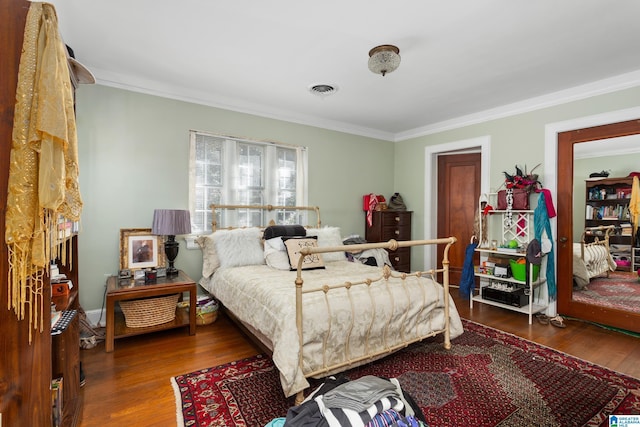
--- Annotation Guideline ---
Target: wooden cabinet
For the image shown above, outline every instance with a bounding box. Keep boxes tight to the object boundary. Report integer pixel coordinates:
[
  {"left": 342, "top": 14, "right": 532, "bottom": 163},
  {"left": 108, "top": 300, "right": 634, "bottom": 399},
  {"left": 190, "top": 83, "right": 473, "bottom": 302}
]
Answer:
[
  {"left": 51, "top": 233, "right": 82, "bottom": 426},
  {"left": 1, "top": 3, "right": 84, "bottom": 424},
  {"left": 365, "top": 210, "right": 412, "bottom": 272},
  {"left": 1, "top": 3, "right": 50, "bottom": 426},
  {"left": 52, "top": 310, "right": 81, "bottom": 427},
  {"left": 585, "top": 177, "right": 633, "bottom": 271}
]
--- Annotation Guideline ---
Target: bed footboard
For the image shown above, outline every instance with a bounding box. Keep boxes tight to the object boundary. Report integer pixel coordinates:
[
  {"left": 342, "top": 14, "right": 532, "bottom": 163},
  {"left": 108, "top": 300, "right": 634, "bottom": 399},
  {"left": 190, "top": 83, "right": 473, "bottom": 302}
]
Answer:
[
  {"left": 581, "top": 225, "right": 616, "bottom": 278},
  {"left": 294, "top": 237, "right": 456, "bottom": 404}
]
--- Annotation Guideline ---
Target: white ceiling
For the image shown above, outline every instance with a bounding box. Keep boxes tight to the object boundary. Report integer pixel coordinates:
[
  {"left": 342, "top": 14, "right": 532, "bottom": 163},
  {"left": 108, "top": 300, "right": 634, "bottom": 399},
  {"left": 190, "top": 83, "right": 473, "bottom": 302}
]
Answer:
[{"left": 50, "top": 0, "right": 640, "bottom": 141}]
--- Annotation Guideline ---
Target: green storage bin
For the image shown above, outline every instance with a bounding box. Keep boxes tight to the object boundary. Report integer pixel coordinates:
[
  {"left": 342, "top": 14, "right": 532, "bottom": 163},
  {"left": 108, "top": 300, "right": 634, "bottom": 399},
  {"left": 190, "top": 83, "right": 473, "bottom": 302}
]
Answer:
[{"left": 509, "top": 259, "right": 539, "bottom": 281}]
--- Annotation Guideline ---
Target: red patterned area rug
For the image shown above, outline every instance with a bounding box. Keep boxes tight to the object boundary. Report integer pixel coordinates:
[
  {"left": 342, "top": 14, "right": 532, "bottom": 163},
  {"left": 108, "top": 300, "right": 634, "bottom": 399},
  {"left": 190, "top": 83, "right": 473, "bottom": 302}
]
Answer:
[
  {"left": 171, "top": 320, "right": 640, "bottom": 427},
  {"left": 573, "top": 271, "right": 640, "bottom": 314}
]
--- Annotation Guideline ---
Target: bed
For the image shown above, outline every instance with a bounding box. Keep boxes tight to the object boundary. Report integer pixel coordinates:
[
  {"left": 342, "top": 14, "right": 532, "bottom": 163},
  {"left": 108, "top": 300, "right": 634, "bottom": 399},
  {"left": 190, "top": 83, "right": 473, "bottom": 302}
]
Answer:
[
  {"left": 573, "top": 225, "right": 617, "bottom": 289},
  {"left": 196, "top": 204, "right": 464, "bottom": 403}
]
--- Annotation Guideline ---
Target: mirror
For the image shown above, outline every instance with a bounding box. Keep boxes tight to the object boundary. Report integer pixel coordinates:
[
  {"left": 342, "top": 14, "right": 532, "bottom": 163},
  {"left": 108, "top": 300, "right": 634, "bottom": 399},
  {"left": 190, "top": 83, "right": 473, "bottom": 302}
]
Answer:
[{"left": 557, "top": 119, "right": 640, "bottom": 333}]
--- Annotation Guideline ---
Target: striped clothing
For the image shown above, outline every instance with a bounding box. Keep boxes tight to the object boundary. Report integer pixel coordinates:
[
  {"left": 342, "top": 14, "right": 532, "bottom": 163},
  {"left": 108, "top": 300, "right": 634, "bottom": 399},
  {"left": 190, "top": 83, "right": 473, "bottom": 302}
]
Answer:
[{"left": 315, "top": 395, "right": 404, "bottom": 427}]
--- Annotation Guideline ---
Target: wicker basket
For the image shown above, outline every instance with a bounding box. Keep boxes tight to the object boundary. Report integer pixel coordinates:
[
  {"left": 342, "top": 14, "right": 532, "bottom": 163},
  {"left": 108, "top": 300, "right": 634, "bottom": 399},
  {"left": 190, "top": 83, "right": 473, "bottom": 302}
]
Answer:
[
  {"left": 196, "top": 310, "right": 218, "bottom": 326},
  {"left": 119, "top": 294, "right": 180, "bottom": 328}
]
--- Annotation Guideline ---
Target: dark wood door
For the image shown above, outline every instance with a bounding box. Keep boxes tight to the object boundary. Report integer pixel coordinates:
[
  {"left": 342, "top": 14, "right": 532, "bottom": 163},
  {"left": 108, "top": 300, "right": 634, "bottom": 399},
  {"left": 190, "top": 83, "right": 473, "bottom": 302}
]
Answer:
[
  {"left": 437, "top": 153, "right": 481, "bottom": 285},
  {"left": 557, "top": 118, "right": 640, "bottom": 333}
]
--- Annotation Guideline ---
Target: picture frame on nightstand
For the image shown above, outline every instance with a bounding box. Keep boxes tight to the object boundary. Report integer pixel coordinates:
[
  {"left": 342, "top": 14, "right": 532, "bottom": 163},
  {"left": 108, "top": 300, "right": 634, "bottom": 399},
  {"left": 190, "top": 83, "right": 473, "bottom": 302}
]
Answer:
[{"left": 119, "top": 228, "right": 166, "bottom": 271}]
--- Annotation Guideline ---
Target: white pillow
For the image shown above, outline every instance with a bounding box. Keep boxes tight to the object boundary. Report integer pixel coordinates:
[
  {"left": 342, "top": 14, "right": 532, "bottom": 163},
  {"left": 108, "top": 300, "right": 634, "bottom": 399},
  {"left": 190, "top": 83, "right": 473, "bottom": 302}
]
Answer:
[
  {"left": 195, "top": 234, "right": 220, "bottom": 278},
  {"left": 213, "top": 227, "right": 265, "bottom": 268},
  {"left": 264, "top": 237, "right": 291, "bottom": 270},
  {"left": 306, "top": 226, "right": 345, "bottom": 262}
]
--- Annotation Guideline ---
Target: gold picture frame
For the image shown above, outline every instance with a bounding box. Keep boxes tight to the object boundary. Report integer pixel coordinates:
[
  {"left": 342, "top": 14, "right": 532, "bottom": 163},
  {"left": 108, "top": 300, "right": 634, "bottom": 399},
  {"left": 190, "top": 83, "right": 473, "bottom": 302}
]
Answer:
[{"left": 119, "top": 228, "right": 166, "bottom": 271}]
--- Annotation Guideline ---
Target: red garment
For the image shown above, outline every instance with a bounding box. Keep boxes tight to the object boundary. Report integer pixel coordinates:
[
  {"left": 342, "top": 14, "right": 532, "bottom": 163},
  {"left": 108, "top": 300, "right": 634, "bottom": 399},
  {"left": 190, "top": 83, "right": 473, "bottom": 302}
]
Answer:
[
  {"left": 366, "top": 194, "right": 378, "bottom": 227},
  {"left": 535, "top": 189, "right": 556, "bottom": 218}
]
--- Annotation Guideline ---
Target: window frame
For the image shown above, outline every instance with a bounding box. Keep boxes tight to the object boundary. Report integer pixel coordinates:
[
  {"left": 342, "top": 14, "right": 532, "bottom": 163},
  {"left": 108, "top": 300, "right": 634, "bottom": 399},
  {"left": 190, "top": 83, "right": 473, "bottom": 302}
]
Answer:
[{"left": 188, "top": 130, "right": 308, "bottom": 235}]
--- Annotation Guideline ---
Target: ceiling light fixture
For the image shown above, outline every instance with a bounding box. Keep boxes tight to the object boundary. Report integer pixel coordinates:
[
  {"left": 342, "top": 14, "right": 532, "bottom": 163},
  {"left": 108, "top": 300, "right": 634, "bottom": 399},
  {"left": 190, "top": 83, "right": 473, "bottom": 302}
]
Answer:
[{"left": 368, "top": 44, "right": 401, "bottom": 76}]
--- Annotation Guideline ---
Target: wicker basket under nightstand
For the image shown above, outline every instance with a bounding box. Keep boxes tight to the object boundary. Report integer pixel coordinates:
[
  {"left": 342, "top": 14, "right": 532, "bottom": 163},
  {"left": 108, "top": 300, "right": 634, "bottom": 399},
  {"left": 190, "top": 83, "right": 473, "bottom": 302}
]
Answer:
[
  {"left": 105, "top": 270, "right": 197, "bottom": 352},
  {"left": 119, "top": 293, "right": 180, "bottom": 328}
]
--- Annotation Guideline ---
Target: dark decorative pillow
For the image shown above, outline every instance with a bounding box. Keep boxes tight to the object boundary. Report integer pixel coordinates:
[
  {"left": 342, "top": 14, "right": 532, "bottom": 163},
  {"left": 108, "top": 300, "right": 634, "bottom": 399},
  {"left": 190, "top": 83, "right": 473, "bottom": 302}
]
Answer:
[
  {"left": 282, "top": 236, "right": 325, "bottom": 271},
  {"left": 263, "top": 224, "right": 307, "bottom": 240}
]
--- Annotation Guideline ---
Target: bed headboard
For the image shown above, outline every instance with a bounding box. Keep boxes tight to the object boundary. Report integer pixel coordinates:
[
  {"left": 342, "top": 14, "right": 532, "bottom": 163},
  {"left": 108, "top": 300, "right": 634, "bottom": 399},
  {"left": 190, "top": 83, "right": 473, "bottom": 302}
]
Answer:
[{"left": 210, "top": 204, "right": 321, "bottom": 232}]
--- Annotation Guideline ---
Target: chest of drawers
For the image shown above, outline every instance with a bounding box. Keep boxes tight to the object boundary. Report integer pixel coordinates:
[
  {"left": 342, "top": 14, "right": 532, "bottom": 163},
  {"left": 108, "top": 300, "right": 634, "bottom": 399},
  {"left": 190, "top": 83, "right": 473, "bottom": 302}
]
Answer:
[{"left": 365, "top": 210, "right": 412, "bottom": 272}]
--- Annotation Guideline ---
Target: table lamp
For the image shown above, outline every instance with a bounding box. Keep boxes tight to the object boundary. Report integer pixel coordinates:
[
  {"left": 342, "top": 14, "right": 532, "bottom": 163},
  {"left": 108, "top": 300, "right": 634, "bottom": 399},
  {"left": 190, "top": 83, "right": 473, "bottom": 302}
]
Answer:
[{"left": 152, "top": 209, "right": 191, "bottom": 276}]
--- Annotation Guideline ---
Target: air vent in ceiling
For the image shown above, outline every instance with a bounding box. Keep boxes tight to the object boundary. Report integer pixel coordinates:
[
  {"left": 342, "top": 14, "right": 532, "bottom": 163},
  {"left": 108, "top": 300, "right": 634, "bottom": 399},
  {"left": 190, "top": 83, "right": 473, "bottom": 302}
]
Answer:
[{"left": 309, "top": 84, "right": 338, "bottom": 97}]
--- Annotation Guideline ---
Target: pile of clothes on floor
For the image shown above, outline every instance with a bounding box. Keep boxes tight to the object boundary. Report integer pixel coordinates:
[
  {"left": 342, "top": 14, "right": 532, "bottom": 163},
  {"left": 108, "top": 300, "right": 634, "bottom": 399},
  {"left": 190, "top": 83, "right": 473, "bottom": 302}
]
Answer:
[{"left": 265, "top": 375, "right": 428, "bottom": 427}]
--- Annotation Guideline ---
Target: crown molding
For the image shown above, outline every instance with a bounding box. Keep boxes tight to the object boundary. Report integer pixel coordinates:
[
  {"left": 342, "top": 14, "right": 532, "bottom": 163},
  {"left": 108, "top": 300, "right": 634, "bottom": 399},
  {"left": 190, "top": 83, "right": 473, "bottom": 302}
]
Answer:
[{"left": 90, "top": 67, "right": 640, "bottom": 143}]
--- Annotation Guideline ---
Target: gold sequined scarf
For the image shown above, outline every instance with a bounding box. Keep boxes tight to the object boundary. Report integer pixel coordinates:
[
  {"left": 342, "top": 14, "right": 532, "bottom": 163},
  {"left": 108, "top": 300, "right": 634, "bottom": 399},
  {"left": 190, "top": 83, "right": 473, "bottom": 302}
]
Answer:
[{"left": 5, "top": 2, "right": 82, "bottom": 342}]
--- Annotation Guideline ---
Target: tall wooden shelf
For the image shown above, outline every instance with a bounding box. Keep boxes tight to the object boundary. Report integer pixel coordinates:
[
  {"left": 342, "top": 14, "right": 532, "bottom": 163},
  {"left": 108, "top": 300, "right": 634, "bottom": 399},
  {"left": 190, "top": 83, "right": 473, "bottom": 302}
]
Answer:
[
  {"left": 584, "top": 176, "right": 633, "bottom": 271},
  {"left": 51, "top": 233, "right": 82, "bottom": 427},
  {"left": 1, "top": 3, "right": 83, "bottom": 425}
]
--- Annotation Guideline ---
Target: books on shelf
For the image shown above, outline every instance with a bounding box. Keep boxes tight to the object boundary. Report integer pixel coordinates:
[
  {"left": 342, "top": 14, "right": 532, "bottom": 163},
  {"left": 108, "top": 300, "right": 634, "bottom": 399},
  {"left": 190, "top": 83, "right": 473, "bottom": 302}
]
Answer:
[
  {"left": 56, "top": 216, "right": 79, "bottom": 239},
  {"left": 586, "top": 204, "right": 630, "bottom": 220},
  {"left": 585, "top": 205, "right": 593, "bottom": 220},
  {"left": 51, "top": 310, "right": 77, "bottom": 336},
  {"left": 51, "top": 311, "right": 62, "bottom": 328},
  {"left": 51, "top": 377, "right": 63, "bottom": 427}
]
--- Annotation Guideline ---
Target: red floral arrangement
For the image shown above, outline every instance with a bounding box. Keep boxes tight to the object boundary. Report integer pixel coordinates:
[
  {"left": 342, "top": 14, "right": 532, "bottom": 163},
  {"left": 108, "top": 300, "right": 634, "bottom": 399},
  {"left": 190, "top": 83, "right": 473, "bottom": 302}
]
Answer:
[{"left": 502, "top": 164, "right": 542, "bottom": 191}]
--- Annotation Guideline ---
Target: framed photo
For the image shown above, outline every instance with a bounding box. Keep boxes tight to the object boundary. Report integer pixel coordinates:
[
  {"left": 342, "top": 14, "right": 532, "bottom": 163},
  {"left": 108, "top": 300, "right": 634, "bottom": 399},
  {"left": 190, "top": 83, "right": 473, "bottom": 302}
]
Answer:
[{"left": 119, "top": 228, "right": 166, "bottom": 270}]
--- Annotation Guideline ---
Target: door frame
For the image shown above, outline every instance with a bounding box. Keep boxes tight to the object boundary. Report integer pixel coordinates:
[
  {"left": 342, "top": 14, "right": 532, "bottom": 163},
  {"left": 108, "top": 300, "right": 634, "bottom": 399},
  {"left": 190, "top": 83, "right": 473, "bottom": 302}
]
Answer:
[
  {"left": 543, "top": 105, "right": 640, "bottom": 317},
  {"left": 424, "top": 136, "right": 490, "bottom": 269}
]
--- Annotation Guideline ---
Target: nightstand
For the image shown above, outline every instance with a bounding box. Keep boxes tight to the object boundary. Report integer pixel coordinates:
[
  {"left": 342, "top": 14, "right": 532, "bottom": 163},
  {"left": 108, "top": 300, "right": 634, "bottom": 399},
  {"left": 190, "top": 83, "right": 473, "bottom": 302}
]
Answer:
[{"left": 105, "top": 270, "right": 196, "bottom": 352}]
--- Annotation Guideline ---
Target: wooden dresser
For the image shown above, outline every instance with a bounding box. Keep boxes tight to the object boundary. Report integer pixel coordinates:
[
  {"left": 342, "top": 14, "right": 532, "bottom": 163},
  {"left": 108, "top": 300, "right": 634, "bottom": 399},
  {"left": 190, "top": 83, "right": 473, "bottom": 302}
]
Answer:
[{"left": 365, "top": 210, "right": 413, "bottom": 272}]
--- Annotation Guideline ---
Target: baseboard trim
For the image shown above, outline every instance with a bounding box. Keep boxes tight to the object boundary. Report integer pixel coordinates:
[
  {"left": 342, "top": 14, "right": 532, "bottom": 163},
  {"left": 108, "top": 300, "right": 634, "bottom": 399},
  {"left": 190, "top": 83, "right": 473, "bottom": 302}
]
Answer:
[{"left": 84, "top": 308, "right": 105, "bottom": 328}]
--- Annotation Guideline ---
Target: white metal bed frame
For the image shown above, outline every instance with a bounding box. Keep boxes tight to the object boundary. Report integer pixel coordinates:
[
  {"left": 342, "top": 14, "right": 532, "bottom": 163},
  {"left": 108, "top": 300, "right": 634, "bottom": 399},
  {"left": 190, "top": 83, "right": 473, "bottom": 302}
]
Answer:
[{"left": 209, "top": 204, "right": 457, "bottom": 403}]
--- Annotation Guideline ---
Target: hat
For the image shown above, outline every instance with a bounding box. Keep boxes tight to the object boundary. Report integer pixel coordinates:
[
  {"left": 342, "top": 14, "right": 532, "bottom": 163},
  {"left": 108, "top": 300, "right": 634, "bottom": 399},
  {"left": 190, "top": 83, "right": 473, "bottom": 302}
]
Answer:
[
  {"left": 526, "top": 239, "right": 542, "bottom": 265},
  {"left": 66, "top": 45, "right": 95, "bottom": 85}
]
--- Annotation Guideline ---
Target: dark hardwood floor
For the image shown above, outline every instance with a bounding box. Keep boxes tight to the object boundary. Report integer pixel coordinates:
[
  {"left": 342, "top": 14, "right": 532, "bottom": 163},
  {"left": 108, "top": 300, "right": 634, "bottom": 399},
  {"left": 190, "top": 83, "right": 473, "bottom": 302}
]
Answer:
[{"left": 78, "top": 291, "right": 640, "bottom": 426}]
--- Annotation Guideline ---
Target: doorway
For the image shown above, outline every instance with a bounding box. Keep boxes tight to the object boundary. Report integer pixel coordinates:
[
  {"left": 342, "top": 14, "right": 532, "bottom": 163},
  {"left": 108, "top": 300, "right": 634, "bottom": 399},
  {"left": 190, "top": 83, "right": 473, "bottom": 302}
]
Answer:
[
  {"left": 437, "top": 153, "right": 481, "bottom": 285},
  {"left": 545, "top": 106, "right": 640, "bottom": 332},
  {"left": 556, "top": 119, "right": 640, "bottom": 332},
  {"left": 424, "top": 136, "right": 490, "bottom": 279}
]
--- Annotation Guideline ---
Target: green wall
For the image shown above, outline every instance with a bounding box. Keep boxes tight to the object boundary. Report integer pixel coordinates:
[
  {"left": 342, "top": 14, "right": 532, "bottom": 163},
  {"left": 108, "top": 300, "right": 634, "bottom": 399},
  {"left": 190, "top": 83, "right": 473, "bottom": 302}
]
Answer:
[
  {"left": 394, "top": 86, "right": 640, "bottom": 269},
  {"left": 75, "top": 85, "right": 394, "bottom": 310},
  {"left": 75, "top": 84, "right": 640, "bottom": 311}
]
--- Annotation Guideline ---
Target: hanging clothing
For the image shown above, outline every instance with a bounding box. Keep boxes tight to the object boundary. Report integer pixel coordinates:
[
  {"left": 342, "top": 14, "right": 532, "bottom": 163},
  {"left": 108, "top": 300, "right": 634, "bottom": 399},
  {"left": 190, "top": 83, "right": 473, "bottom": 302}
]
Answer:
[
  {"left": 535, "top": 188, "right": 557, "bottom": 218},
  {"left": 534, "top": 193, "right": 556, "bottom": 300},
  {"left": 459, "top": 241, "right": 478, "bottom": 299},
  {"left": 5, "top": 2, "right": 83, "bottom": 341}
]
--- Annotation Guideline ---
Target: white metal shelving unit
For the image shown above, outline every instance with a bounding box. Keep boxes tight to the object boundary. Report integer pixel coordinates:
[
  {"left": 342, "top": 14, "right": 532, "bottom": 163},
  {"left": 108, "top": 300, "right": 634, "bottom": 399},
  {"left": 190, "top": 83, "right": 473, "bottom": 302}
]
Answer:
[{"left": 471, "top": 193, "right": 549, "bottom": 324}]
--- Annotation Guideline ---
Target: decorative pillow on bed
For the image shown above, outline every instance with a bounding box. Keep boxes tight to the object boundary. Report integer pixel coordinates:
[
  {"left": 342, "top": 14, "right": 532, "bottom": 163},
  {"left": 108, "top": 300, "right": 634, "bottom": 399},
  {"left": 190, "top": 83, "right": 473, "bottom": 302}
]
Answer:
[
  {"left": 195, "top": 234, "right": 220, "bottom": 278},
  {"left": 263, "top": 224, "right": 306, "bottom": 240},
  {"left": 282, "top": 236, "right": 325, "bottom": 271},
  {"left": 306, "top": 226, "right": 345, "bottom": 262},
  {"left": 264, "top": 237, "right": 292, "bottom": 270},
  {"left": 213, "top": 227, "right": 265, "bottom": 268}
]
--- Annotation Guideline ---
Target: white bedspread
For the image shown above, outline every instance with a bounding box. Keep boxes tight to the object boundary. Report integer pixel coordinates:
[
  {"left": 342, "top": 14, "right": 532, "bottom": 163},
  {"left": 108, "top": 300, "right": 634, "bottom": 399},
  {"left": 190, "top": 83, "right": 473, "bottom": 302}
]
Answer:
[{"left": 200, "top": 260, "right": 463, "bottom": 397}]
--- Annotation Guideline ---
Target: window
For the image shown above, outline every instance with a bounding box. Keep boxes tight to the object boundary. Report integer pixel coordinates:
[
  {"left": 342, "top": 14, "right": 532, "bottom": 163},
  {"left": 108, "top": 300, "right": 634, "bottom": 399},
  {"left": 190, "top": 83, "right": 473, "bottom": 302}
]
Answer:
[{"left": 189, "top": 131, "right": 308, "bottom": 234}]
